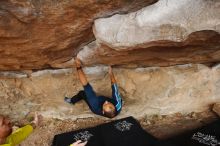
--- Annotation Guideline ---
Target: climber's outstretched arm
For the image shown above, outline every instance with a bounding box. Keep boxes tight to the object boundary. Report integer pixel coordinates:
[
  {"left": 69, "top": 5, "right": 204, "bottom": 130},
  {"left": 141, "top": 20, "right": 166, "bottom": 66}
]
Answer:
[
  {"left": 75, "top": 58, "right": 88, "bottom": 86},
  {"left": 109, "top": 66, "right": 116, "bottom": 85}
]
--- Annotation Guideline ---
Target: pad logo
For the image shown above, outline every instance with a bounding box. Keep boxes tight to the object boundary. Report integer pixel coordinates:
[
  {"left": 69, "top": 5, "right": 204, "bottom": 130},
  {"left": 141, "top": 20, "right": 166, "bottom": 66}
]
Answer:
[
  {"left": 73, "top": 131, "right": 93, "bottom": 142},
  {"left": 191, "top": 132, "right": 220, "bottom": 146},
  {"left": 114, "top": 120, "right": 133, "bottom": 132}
]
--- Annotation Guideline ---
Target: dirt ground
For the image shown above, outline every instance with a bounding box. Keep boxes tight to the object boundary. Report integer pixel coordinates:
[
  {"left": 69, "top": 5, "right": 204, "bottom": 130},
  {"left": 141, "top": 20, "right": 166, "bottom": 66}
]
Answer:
[{"left": 19, "top": 111, "right": 218, "bottom": 146}]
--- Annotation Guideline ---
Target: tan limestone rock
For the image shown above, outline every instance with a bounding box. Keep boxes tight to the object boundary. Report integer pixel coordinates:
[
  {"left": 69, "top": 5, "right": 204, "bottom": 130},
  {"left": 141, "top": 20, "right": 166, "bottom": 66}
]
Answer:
[
  {"left": 79, "top": 0, "right": 220, "bottom": 67},
  {"left": 0, "top": 0, "right": 156, "bottom": 70},
  {"left": 0, "top": 64, "right": 219, "bottom": 120}
]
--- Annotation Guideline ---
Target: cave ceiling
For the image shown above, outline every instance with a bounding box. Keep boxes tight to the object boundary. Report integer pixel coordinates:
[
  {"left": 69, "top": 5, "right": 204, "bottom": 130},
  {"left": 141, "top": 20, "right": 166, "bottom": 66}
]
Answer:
[{"left": 0, "top": 0, "right": 219, "bottom": 71}]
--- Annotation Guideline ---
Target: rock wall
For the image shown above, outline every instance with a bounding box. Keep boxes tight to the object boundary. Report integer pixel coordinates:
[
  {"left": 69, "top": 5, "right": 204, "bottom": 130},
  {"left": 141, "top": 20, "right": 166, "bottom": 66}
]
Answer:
[
  {"left": 0, "top": 0, "right": 220, "bottom": 121},
  {"left": 1, "top": 64, "right": 219, "bottom": 120},
  {"left": 0, "top": 0, "right": 156, "bottom": 70},
  {"left": 0, "top": 0, "right": 219, "bottom": 70},
  {"left": 78, "top": 0, "right": 220, "bottom": 67}
]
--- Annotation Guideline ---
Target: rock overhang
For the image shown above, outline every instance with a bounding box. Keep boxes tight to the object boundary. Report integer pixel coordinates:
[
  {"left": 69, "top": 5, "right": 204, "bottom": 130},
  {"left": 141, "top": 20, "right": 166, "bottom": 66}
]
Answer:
[{"left": 0, "top": 0, "right": 158, "bottom": 71}]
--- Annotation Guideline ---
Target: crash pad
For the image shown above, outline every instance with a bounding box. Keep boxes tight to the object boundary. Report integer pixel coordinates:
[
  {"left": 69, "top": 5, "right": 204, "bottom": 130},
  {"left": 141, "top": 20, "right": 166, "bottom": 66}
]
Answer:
[
  {"left": 167, "top": 119, "right": 220, "bottom": 146},
  {"left": 52, "top": 116, "right": 160, "bottom": 146}
]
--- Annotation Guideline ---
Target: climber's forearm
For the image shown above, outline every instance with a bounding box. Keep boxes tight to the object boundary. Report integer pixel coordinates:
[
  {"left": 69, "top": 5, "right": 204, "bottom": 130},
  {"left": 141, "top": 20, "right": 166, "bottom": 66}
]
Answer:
[
  {"left": 76, "top": 67, "right": 88, "bottom": 86},
  {"left": 109, "top": 69, "right": 116, "bottom": 85}
]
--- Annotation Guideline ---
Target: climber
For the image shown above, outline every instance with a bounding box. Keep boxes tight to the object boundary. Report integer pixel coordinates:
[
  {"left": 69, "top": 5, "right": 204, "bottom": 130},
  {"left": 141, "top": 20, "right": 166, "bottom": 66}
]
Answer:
[
  {"left": 0, "top": 113, "right": 41, "bottom": 146},
  {"left": 64, "top": 58, "right": 122, "bottom": 118}
]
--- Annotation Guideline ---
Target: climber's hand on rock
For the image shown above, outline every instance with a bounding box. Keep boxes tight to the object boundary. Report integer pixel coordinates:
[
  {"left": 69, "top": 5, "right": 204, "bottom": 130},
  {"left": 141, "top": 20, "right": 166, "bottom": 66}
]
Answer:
[{"left": 75, "top": 58, "right": 82, "bottom": 68}]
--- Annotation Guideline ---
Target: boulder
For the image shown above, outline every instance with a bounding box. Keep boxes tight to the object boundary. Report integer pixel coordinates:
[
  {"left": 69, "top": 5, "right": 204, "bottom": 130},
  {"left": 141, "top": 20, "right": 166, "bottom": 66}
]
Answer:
[
  {"left": 78, "top": 0, "right": 220, "bottom": 67},
  {"left": 0, "top": 64, "right": 219, "bottom": 120},
  {"left": 0, "top": 0, "right": 156, "bottom": 70}
]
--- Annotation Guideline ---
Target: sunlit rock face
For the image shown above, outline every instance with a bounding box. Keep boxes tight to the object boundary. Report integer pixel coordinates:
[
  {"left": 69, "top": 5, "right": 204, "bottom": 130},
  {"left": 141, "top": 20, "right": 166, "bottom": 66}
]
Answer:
[
  {"left": 0, "top": 64, "right": 219, "bottom": 120},
  {"left": 79, "top": 0, "right": 220, "bottom": 67},
  {"left": 0, "top": 0, "right": 156, "bottom": 70}
]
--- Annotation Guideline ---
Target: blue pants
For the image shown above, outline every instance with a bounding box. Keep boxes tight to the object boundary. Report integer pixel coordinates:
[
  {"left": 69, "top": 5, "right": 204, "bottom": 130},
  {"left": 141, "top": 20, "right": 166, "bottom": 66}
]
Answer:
[{"left": 70, "top": 84, "right": 97, "bottom": 103}]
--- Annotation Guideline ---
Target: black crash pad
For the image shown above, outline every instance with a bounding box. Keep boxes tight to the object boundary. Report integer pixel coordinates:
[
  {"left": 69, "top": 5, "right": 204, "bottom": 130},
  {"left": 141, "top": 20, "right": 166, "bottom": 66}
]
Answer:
[
  {"left": 167, "top": 119, "right": 220, "bottom": 146},
  {"left": 52, "top": 117, "right": 220, "bottom": 146},
  {"left": 52, "top": 116, "right": 160, "bottom": 146},
  {"left": 52, "top": 126, "right": 104, "bottom": 146},
  {"left": 100, "top": 117, "right": 159, "bottom": 146}
]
